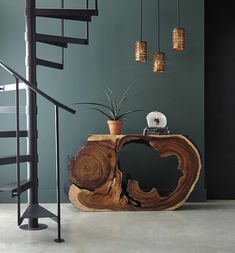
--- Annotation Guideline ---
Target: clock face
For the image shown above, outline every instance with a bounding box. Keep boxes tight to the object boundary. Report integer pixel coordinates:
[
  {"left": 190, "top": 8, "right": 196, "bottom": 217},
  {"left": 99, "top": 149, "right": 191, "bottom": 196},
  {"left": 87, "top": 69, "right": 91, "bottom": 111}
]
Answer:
[{"left": 146, "top": 111, "right": 167, "bottom": 128}]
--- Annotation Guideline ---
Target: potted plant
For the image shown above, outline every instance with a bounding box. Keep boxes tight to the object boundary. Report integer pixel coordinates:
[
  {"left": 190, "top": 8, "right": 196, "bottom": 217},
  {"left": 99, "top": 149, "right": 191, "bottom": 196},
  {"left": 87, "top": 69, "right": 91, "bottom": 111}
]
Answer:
[{"left": 75, "top": 83, "right": 145, "bottom": 135}]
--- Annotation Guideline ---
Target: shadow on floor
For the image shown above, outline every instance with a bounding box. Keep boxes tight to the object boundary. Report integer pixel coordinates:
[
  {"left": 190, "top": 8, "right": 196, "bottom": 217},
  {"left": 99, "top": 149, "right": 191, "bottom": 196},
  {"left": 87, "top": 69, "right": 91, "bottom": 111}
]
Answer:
[{"left": 178, "top": 200, "right": 234, "bottom": 211}]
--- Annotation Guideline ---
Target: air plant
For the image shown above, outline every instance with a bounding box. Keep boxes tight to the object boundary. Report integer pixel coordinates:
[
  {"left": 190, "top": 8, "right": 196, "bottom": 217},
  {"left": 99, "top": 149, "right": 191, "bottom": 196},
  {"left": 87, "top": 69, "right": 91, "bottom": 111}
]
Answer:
[{"left": 75, "top": 82, "right": 146, "bottom": 121}]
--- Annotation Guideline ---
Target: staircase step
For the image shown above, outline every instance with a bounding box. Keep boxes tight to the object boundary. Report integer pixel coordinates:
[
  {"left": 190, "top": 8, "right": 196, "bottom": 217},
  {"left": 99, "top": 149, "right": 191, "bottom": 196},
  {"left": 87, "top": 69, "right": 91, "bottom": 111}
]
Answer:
[
  {"left": 0, "top": 180, "right": 32, "bottom": 197},
  {"left": 0, "top": 83, "right": 26, "bottom": 92},
  {"left": 36, "top": 34, "right": 68, "bottom": 48},
  {"left": 0, "top": 155, "right": 31, "bottom": 165},
  {"left": 36, "top": 8, "right": 98, "bottom": 21},
  {"left": 0, "top": 106, "right": 26, "bottom": 114},
  {"left": 36, "top": 34, "right": 88, "bottom": 46},
  {"left": 36, "top": 59, "right": 63, "bottom": 69},
  {"left": 0, "top": 131, "right": 28, "bottom": 138},
  {"left": 21, "top": 204, "right": 57, "bottom": 221}
]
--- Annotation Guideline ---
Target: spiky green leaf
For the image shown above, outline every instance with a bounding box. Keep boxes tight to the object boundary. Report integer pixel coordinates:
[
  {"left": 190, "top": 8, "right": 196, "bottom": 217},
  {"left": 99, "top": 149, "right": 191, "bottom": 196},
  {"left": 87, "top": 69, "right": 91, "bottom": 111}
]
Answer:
[
  {"left": 116, "top": 109, "right": 147, "bottom": 120},
  {"left": 89, "top": 107, "right": 115, "bottom": 120},
  {"left": 74, "top": 102, "right": 112, "bottom": 111},
  {"left": 103, "top": 87, "right": 116, "bottom": 115},
  {"left": 117, "top": 91, "right": 145, "bottom": 115}
]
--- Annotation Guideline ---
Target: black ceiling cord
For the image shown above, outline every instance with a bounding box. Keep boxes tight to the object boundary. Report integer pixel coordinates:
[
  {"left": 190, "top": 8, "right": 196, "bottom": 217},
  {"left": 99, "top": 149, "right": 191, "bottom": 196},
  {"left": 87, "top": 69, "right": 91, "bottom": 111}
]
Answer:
[
  {"left": 157, "top": 0, "right": 160, "bottom": 52},
  {"left": 140, "top": 0, "right": 143, "bottom": 41},
  {"left": 177, "top": 0, "right": 180, "bottom": 28},
  {"left": 61, "top": 0, "right": 64, "bottom": 65}
]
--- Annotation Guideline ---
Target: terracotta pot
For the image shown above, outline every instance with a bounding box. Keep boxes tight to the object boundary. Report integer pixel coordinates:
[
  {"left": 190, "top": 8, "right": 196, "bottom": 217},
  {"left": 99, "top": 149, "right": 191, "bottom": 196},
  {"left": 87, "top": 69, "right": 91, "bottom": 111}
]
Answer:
[{"left": 107, "top": 120, "right": 123, "bottom": 135}]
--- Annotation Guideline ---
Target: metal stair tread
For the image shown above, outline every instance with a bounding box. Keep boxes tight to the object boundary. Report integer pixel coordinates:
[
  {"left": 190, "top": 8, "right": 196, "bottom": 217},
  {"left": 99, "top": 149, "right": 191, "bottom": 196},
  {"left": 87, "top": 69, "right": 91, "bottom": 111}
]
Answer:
[
  {"left": 21, "top": 204, "right": 57, "bottom": 219},
  {"left": 36, "top": 8, "right": 98, "bottom": 21},
  {"left": 36, "top": 35, "right": 68, "bottom": 48},
  {"left": 0, "top": 82, "right": 27, "bottom": 92},
  {"left": 0, "top": 131, "right": 28, "bottom": 138},
  {"left": 0, "top": 155, "right": 31, "bottom": 165},
  {"left": 36, "top": 58, "right": 63, "bottom": 70},
  {"left": 36, "top": 33, "right": 88, "bottom": 46},
  {"left": 0, "top": 180, "right": 32, "bottom": 197},
  {"left": 0, "top": 106, "right": 26, "bottom": 114}
]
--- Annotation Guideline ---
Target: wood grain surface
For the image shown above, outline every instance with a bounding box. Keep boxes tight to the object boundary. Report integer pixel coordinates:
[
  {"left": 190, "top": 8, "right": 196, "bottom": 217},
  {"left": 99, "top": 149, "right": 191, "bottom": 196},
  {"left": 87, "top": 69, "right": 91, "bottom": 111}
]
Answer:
[{"left": 68, "top": 135, "right": 201, "bottom": 211}]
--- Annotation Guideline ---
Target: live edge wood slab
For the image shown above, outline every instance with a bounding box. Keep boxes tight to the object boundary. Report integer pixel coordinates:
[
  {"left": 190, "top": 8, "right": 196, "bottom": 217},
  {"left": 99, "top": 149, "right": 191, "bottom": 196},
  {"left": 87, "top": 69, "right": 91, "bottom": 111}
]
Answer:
[{"left": 68, "top": 135, "right": 201, "bottom": 211}]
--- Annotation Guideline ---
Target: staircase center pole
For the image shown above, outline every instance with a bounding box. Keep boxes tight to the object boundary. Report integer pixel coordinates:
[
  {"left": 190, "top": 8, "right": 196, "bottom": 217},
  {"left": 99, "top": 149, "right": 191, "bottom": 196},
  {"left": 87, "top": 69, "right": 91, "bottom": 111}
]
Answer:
[{"left": 21, "top": 0, "right": 47, "bottom": 230}]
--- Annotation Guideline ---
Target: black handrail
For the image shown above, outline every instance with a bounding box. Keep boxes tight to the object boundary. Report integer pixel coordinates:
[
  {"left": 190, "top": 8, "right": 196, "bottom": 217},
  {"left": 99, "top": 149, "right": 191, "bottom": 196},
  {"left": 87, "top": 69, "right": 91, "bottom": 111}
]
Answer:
[{"left": 0, "top": 60, "right": 76, "bottom": 114}]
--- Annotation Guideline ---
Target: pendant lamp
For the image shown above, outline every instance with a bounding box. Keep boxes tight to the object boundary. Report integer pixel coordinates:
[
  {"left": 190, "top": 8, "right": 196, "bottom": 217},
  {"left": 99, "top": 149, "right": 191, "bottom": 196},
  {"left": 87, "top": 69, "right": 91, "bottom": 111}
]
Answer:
[
  {"left": 153, "top": 0, "right": 165, "bottom": 73},
  {"left": 153, "top": 52, "right": 165, "bottom": 73},
  {"left": 173, "top": 0, "right": 185, "bottom": 51},
  {"left": 135, "top": 0, "right": 147, "bottom": 63}
]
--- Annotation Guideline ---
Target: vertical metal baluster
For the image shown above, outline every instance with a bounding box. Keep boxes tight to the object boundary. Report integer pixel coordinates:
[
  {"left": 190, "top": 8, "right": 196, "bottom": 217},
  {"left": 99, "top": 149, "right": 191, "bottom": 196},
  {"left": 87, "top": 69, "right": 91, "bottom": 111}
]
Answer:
[
  {"left": 15, "top": 77, "right": 21, "bottom": 226},
  {"left": 54, "top": 105, "right": 64, "bottom": 243}
]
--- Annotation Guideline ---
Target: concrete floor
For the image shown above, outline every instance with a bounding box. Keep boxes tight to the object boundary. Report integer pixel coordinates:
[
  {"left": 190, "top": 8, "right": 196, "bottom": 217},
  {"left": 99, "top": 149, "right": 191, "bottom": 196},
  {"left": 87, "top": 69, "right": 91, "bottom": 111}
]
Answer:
[{"left": 0, "top": 201, "right": 234, "bottom": 253}]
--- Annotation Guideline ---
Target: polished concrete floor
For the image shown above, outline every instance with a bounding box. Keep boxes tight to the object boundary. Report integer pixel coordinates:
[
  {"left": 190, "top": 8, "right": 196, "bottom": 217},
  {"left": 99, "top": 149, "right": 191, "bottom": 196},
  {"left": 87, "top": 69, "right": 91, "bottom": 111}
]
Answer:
[{"left": 0, "top": 201, "right": 234, "bottom": 253}]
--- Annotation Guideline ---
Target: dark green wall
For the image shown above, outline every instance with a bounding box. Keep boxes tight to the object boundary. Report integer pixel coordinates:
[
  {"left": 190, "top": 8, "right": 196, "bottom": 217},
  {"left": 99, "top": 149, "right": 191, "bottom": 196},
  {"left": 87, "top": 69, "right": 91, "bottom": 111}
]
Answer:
[{"left": 0, "top": 0, "right": 205, "bottom": 202}]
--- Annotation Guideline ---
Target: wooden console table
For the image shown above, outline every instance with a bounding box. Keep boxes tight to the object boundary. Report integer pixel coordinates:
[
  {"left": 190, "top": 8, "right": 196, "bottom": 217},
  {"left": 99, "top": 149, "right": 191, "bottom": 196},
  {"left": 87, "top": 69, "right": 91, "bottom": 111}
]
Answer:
[{"left": 68, "top": 135, "right": 201, "bottom": 211}]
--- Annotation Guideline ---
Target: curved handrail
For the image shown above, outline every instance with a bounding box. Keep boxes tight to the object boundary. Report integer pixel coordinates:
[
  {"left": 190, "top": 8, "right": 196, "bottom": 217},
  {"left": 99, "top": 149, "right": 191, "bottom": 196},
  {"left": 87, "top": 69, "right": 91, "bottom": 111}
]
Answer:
[{"left": 0, "top": 60, "right": 76, "bottom": 114}]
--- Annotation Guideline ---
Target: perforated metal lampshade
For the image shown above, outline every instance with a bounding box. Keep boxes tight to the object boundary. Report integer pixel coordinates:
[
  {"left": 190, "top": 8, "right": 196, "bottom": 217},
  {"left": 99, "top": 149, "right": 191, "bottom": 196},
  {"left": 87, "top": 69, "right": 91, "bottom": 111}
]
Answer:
[
  {"left": 135, "top": 40, "right": 147, "bottom": 63},
  {"left": 153, "top": 52, "right": 165, "bottom": 73},
  {"left": 173, "top": 28, "right": 185, "bottom": 51}
]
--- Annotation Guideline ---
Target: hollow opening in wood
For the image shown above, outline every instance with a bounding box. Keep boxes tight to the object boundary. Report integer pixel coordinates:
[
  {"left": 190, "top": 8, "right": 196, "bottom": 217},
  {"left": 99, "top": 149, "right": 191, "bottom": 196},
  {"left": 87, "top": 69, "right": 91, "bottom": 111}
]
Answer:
[{"left": 118, "top": 142, "right": 182, "bottom": 197}]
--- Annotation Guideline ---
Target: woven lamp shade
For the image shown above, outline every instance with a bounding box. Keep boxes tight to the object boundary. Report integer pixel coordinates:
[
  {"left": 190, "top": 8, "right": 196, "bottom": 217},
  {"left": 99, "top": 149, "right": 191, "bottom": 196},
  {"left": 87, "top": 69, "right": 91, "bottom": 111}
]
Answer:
[
  {"left": 153, "top": 52, "right": 165, "bottom": 73},
  {"left": 135, "top": 41, "right": 147, "bottom": 62},
  {"left": 173, "top": 28, "right": 185, "bottom": 51}
]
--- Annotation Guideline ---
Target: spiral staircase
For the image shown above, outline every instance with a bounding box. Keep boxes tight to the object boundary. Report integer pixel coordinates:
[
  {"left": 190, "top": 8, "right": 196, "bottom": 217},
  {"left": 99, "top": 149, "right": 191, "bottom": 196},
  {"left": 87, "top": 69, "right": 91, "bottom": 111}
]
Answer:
[{"left": 0, "top": 0, "right": 98, "bottom": 242}]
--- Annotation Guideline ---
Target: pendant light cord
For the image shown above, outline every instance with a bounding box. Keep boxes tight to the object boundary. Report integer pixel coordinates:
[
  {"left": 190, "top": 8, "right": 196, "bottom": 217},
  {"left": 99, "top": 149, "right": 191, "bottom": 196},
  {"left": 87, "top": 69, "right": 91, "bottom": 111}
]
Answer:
[
  {"left": 177, "top": 0, "right": 180, "bottom": 28},
  {"left": 157, "top": 0, "right": 160, "bottom": 52},
  {"left": 140, "top": 0, "right": 143, "bottom": 41},
  {"left": 61, "top": 0, "right": 64, "bottom": 65},
  {"left": 61, "top": 0, "right": 64, "bottom": 34}
]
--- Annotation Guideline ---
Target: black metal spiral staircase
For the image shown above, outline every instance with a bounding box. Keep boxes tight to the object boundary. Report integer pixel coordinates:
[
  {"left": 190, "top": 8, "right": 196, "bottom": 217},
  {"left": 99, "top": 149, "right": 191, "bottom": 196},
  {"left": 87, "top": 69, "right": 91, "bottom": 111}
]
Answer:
[{"left": 0, "top": 0, "right": 98, "bottom": 242}]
